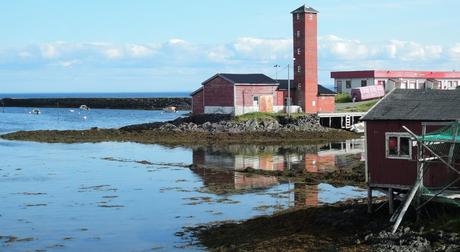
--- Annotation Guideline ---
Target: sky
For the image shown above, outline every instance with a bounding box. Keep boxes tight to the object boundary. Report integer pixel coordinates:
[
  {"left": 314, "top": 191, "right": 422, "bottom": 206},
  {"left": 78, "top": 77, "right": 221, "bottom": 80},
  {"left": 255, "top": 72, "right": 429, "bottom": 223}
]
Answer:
[{"left": 1, "top": 0, "right": 460, "bottom": 93}]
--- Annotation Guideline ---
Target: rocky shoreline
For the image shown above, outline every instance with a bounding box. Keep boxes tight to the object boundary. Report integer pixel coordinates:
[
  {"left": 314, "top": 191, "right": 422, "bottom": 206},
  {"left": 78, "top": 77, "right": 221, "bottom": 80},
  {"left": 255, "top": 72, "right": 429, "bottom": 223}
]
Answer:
[
  {"left": 183, "top": 199, "right": 460, "bottom": 251},
  {"left": 1, "top": 114, "right": 358, "bottom": 144},
  {"left": 0, "top": 97, "right": 191, "bottom": 110}
]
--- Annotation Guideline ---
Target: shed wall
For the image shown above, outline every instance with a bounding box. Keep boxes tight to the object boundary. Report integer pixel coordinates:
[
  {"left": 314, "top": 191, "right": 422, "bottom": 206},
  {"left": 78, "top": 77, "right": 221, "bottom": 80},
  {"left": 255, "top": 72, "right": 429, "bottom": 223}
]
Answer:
[
  {"left": 191, "top": 89, "right": 204, "bottom": 115},
  {"left": 203, "top": 76, "right": 234, "bottom": 106},
  {"left": 366, "top": 120, "right": 460, "bottom": 188}
]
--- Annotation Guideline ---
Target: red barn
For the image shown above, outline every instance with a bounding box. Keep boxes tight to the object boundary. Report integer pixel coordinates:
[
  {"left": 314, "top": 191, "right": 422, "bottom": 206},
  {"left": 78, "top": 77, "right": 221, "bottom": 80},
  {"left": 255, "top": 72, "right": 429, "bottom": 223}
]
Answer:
[
  {"left": 362, "top": 88, "right": 460, "bottom": 212},
  {"left": 191, "top": 4, "right": 336, "bottom": 115},
  {"left": 190, "top": 74, "right": 335, "bottom": 116}
]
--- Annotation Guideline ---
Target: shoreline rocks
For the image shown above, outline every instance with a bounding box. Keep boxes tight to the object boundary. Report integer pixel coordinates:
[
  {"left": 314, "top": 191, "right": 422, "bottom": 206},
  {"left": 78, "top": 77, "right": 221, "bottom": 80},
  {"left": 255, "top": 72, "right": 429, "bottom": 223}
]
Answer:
[{"left": 120, "top": 114, "right": 328, "bottom": 134}]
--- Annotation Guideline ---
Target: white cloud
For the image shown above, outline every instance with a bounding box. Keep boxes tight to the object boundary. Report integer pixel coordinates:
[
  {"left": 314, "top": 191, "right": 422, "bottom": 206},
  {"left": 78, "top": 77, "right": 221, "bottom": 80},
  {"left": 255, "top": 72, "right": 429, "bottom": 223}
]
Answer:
[
  {"left": 126, "top": 44, "right": 155, "bottom": 58},
  {"left": 40, "top": 44, "right": 60, "bottom": 58},
  {"left": 450, "top": 43, "right": 460, "bottom": 59},
  {"left": 233, "top": 37, "right": 291, "bottom": 61},
  {"left": 103, "top": 48, "right": 123, "bottom": 59}
]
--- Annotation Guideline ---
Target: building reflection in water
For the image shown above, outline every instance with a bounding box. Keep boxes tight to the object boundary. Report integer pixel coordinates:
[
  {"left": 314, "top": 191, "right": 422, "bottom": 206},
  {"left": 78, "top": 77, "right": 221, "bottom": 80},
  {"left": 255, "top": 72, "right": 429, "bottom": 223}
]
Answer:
[{"left": 191, "top": 138, "right": 364, "bottom": 207}]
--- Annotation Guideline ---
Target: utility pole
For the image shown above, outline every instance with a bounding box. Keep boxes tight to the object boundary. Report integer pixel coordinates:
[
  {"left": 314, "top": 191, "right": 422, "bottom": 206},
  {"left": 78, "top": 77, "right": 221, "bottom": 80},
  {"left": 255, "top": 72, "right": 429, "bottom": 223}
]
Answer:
[{"left": 274, "top": 64, "right": 280, "bottom": 82}]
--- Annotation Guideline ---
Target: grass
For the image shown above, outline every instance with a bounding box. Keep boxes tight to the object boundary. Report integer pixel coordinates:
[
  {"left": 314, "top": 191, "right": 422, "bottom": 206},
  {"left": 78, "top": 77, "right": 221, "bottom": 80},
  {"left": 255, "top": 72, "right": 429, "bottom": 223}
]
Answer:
[
  {"left": 339, "top": 99, "right": 379, "bottom": 112},
  {"left": 335, "top": 93, "right": 352, "bottom": 103}
]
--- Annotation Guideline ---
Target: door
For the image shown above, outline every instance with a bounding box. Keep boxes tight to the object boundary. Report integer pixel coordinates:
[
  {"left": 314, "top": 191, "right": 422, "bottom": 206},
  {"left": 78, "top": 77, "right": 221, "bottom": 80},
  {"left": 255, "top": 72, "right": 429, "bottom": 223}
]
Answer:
[{"left": 259, "top": 95, "right": 273, "bottom": 112}]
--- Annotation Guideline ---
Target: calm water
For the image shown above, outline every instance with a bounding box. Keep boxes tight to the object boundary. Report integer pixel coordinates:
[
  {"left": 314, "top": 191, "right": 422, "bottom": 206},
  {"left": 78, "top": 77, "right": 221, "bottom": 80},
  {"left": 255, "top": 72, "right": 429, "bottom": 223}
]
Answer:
[
  {"left": 0, "top": 109, "right": 369, "bottom": 251},
  {"left": 0, "top": 92, "right": 190, "bottom": 99},
  {"left": 0, "top": 107, "right": 188, "bottom": 134}
]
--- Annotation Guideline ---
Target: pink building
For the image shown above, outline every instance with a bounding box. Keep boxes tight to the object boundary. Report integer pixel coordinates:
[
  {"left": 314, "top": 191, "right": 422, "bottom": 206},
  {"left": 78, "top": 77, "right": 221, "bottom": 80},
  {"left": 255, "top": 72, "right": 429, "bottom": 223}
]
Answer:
[{"left": 331, "top": 70, "right": 460, "bottom": 94}]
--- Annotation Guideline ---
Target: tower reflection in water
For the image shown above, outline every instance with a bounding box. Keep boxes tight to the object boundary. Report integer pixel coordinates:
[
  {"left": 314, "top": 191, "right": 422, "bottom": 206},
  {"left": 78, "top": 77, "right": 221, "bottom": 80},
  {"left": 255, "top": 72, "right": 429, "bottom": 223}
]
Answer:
[{"left": 191, "top": 139, "right": 364, "bottom": 207}]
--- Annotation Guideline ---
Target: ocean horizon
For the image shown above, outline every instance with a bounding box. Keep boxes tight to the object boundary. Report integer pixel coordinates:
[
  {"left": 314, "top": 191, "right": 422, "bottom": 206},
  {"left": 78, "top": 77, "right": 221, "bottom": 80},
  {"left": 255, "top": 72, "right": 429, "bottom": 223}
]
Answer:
[{"left": 0, "top": 92, "right": 191, "bottom": 99}]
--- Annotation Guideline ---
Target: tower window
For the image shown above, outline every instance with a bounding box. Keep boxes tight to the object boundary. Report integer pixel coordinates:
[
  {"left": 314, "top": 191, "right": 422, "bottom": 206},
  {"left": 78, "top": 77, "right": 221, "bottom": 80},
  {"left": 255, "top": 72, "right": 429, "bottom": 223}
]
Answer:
[
  {"left": 296, "top": 13, "right": 300, "bottom": 20},
  {"left": 296, "top": 30, "right": 300, "bottom": 38},
  {"left": 297, "top": 48, "right": 301, "bottom": 55},
  {"left": 297, "top": 66, "right": 301, "bottom": 73},
  {"left": 298, "top": 83, "right": 301, "bottom": 89}
]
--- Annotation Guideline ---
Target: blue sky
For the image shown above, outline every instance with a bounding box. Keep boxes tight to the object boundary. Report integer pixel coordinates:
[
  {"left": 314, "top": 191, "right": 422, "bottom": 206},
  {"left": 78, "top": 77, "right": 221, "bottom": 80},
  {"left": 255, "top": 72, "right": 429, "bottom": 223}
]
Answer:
[{"left": 1, "top": 0, "right": 459, "bottom": 93}]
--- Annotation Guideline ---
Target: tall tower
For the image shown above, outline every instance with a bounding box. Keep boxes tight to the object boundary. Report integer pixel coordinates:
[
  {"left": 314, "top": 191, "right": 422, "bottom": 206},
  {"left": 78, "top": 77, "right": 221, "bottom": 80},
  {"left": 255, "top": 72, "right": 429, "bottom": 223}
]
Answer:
[{"left": 292, "top": 5, "right": 318, "bottom": 113}]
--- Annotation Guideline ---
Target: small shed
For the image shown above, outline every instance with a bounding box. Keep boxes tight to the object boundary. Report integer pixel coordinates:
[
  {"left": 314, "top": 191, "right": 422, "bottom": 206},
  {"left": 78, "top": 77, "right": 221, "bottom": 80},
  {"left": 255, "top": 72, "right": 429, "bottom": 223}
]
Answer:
[{"left": 362, "top": 88, "right": 460, "bottom": 190}]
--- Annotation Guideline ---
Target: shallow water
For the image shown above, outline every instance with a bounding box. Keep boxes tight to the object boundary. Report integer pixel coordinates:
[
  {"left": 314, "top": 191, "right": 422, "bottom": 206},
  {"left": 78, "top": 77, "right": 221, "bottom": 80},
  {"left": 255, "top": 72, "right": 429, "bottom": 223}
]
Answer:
[
  {"left": 0, "top": 138, "right": 368, "bottom": 252},
  {"left": 0, "top": 108, "right": 370, "bottom": 251}
]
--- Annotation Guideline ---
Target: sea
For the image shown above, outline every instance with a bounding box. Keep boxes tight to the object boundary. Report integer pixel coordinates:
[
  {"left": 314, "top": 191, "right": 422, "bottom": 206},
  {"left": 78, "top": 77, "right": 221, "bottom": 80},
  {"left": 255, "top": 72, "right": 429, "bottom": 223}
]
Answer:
[
  {"left": 0, "top": 100, "right": 372, "bottom": 251},
  {"left": 0, "top": 92, "right": 191, "bottom": 99}
]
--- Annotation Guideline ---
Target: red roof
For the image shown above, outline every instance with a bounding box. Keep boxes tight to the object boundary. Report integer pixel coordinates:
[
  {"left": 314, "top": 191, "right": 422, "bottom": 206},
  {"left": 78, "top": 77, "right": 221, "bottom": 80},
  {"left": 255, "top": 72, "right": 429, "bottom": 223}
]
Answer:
[{"left": 330, "top": 70, "right": 460, "bottom": 79}]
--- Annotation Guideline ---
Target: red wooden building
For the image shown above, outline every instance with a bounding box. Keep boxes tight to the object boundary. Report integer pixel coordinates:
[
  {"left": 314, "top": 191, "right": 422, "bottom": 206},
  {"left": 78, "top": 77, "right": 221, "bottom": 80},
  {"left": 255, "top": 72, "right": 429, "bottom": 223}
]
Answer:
[
  {"left": 362, "top": 88, "right": 460, "bottom": 212},
  {"left": 191, "top": 5, "right": 336, "bottom": 115}
]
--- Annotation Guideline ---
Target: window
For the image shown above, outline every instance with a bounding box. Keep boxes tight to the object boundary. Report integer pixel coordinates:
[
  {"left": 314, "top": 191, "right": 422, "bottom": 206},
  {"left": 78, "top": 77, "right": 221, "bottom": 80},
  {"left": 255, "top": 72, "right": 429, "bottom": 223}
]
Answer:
[
  {"left": 297, "top": 48, "right": 301, "bottom": 55},
  {"left": 296, "top": 30, "right": 300, "bottom": 38},
  {"left": 361, "top": 80, "right": 367, "bottom": 87},
  {"left": 253, "top": 96, "right": 259, "bottom": 106},
  {"left": 345, "top": 80, "right": 352, "bottom": 89},
  {"left": 386, "top": 133, "right": 412, "bottom": 159},
  {"left": 298, "top": 83, "right": 301, "bottom": 89},
  {"left": 297, "top": 66, "right": 301, "bottom": 73},
  {"left": 336, "top": 80, "right": 343, "bottom": 92},
  {"left": 296, "top": 13, "right": 300, "bottom": 20}
]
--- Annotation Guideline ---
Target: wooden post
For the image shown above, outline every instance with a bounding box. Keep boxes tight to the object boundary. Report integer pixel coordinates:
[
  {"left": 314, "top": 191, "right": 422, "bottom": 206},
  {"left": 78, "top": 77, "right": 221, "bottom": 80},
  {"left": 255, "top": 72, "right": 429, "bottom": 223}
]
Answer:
[
  {"left": 367, "top": 186, "right": 373, "bottom": 214},
  {"left": 388, "top": 188, "right": 394, "bottom": 215}
]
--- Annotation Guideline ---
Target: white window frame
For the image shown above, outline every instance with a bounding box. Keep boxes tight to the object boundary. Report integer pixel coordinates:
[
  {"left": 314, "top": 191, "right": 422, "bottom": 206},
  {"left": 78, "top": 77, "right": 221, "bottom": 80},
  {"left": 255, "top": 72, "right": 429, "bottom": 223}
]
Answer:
[
  {"left": 296, "top": 30, "right": 300, "bottom": 38},
  {"left": 385, "top": 132, "right": 412, "bottom": 160},
  {"left": 297, "top": 48, "right": 301, "bottom": 55},
  {"left": 296, "top": 13, "right": 300, "bottom": 20},
  {"left": 297, "top": 65, "right": 301, "bottom": 73}
]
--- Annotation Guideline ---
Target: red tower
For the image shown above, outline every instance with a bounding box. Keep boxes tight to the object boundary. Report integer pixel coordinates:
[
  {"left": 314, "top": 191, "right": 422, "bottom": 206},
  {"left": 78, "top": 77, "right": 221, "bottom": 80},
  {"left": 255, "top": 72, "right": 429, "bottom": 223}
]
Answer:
[{"left": 292, "top": 5, "right": 319, "bottom": 113}]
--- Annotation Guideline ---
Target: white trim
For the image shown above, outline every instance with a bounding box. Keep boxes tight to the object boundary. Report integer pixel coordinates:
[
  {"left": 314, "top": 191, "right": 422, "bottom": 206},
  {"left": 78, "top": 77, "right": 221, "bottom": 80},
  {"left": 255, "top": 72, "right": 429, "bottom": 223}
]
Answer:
[
  {"left": 385, "top": 132, "right": 412, "bottom": 160},
  {"left": 364, "top": 122, "right": 369, "bottom": 183}
]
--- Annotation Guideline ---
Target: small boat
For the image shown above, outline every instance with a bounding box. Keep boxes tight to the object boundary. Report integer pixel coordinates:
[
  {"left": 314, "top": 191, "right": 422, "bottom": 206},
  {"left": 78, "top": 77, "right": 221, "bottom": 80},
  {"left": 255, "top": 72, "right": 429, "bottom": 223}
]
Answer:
[
  {"left": 350, "top": 122, "right": 365, "bottom": 133},
  {"left": 79, "top": 105, "right": 90, "bottom": 110},
  {"left": 162, "top": 106, "right": 177, "bottom": 113},
  {"left": 31, "top": 108, "right": 41, "bottom": 115},
  {"left": 69, "top": 109, "right": 75, "bottom": 113}
]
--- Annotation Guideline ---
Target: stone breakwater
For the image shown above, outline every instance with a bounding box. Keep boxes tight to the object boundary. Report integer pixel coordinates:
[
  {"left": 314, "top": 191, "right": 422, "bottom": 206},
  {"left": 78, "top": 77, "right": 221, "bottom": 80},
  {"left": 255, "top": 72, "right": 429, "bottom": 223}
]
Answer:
[
  {"left": 120, "top": 114, "right": 327, "bottom": 133},
  {"left": 0, "top": 97, "right": 191, "bottom": 110},
  {"left": 1, "top": 114, "right": 358, "bottom": 144}
]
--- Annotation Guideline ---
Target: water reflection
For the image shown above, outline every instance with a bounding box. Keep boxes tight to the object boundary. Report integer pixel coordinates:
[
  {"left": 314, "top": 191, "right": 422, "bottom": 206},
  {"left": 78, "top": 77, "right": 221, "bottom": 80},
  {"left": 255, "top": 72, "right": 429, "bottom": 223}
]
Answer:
[{"left": 191, "top": 138, "right": 365, "bottom": 207}]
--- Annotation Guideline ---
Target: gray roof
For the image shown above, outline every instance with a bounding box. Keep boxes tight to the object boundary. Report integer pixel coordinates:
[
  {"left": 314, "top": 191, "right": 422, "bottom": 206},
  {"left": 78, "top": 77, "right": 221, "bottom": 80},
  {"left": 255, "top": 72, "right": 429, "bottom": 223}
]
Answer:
[
  {"left": 361, "top": 88, "right": 460, "bottom": 121},
  {"left": 277, "top": 79, "right": 336, "bottom": 95},
  {"left": 291, "top": 5, "right": 319, "bottom": 14},
  {"left": 204, "top": 73, "right": 278, "bottom": 85}
]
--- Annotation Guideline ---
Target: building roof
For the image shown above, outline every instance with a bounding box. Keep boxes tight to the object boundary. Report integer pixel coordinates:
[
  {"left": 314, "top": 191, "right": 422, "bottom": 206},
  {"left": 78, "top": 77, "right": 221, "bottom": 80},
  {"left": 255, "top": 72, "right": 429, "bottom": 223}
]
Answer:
[
  {"left": 331, "top": 70, "right": 460, "bottom": 79},
  {"left": 190, "top": 87, "right": 203, "bottom": 96},
  {"left": 291, "top": 5, "right": 319, "bottom": 14},
  {"left": 277, "top": 79, "right": 336, "bottom": 95},
  {"left": 203, "top": 73, "right": 278, "bottom": 85},
  {"left": 361, "top": 88, "right": 460, "bottom": 121}
]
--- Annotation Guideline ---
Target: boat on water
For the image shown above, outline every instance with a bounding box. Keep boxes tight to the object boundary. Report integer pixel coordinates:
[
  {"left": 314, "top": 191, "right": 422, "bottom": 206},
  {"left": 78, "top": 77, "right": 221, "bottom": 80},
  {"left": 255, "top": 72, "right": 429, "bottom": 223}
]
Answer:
[
  {"left": 162, "top": 106, "right": 177, "bottom": 113},
  {"left": 79, "top": 105, "right": 90, "bottom": 110},
  {"left": 30, "top": 108, "right": 41, "bottom": 115}
]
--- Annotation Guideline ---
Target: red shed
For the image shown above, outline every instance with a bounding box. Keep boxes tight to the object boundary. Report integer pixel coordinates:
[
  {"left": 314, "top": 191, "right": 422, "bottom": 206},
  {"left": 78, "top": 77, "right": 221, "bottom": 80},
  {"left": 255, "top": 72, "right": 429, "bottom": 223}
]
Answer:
[{"left": 362, "top": 88, "right": 460, "bottom": 212}]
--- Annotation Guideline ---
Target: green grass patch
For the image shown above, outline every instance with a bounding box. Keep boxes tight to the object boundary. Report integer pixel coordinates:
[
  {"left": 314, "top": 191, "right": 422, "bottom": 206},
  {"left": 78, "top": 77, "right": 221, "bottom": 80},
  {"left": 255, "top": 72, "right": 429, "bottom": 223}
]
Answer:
[
  {"left": 335, "top": 93, "right": 352, "bottom": 103},
  {"left": 340, "top": 99, "right": 379, "bottom": 112}
]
